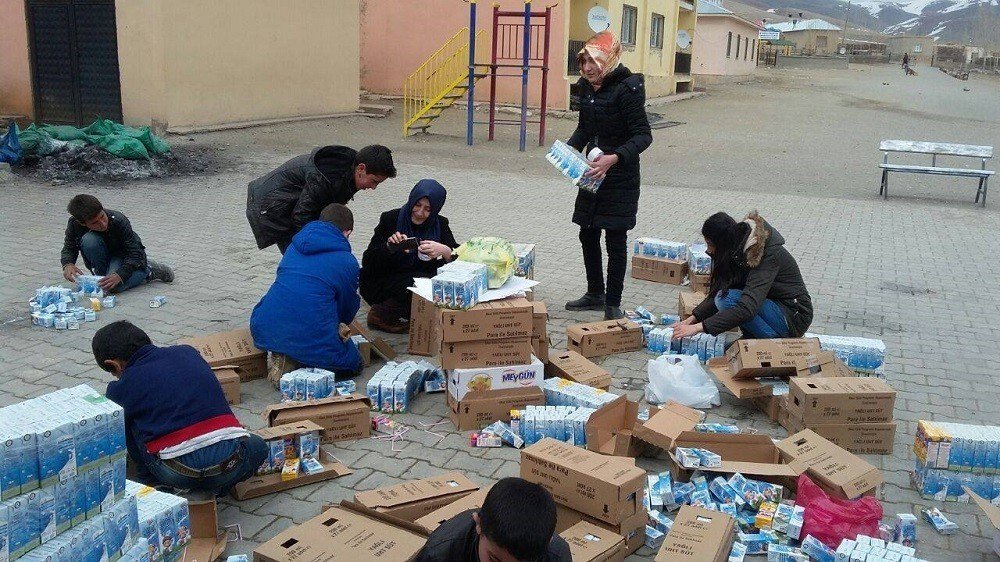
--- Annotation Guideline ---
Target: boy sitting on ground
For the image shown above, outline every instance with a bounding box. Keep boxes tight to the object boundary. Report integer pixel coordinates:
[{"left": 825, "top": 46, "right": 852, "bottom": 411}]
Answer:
[
  {"left": 415, "top": 477, "right": 571, "bottom": 562},
  {"left": 61, "top": 194, "right": 173, "bottom": 293},
  {"left": 250, "top": 203, "right": 363, "bottom": 382},
  {"left": 94, "top": 321, "right": 267, "bottom": 496}
]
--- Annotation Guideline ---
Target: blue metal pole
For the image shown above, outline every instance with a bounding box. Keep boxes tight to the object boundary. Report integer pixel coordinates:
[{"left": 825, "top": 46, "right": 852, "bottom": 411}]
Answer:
[
  {"left": 519, "top": 1, "right": 531, "bottom": 152},
  {"left": 467, "top": 0, "right": 477, "bottom": 146}
]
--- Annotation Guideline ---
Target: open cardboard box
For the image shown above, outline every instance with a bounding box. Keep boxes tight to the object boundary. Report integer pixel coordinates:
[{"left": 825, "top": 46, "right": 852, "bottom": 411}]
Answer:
[
  {"left": 184, "top": 499, "right": 229, "bottom": 562},
  {"left": 546, "top": 350, "right": 611, "bottom": 390},
  {"left": 584, "top": 396, "right": 656, "bottom": 457},
  {"left": 446, "top": 386, "right": 545, "bottom": 431},
  {"left": 180, "top": 327, "right": 266, "bottom": 382},
  {"left": 656, "top": 505, "right": 735, "bottom": 562},
  {"left": 349, "top": 320, "right": 397, "bottom": 361},
  {"left": 211, "top": 365, "right": 241, "bottom": 405},
  {"left": 354, "top": 472, "right": 479, "bottom": 522},
  {"left": 531, "top": 301, "right": 548, "bottom": 339},
  {"left": 669, "top": 432, "right": 806, "bottom": 488},
  {"left": 263, "top": 394, "right": 372, "bottom": 444},
  {"left": 630, "top": 401, "right": 706, "bottom": 453},
  {"left": 560, "top": 520, "right": 626, "bottom": 562},
  {"left": 555, "top": 502, "right": 646, "bottom": 556},
  {"left": 414, "top": 484, "right": 493, "bottom": 532},
  {"left": 631, "top": 255, "right": 688, "bottom": 284},
  {"left": 678, "top": 291, "right": 706, "bottom": 317},
  {"left": 255, "top": 501, "right": 429, "bottom": 562},
  {"left": 776, "top": 429, "right": 883, "bottom": 499},
  {"left": 726, "top": 338, "right": 822, "bottom": 378}
]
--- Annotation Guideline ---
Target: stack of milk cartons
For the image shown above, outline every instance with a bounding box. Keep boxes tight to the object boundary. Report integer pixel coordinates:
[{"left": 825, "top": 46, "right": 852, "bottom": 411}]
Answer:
[
  {"left": 0, "top": 384, "right": 133, "bottom": 560},
  {"left": 511, "top": 243, "right": 536, "bottom": 280},
  {"left": 912, "top": 419, "right": 1000, "bottom": 503},
  {"left": 432, "top": 261, "right": 489, "bottom": 310},
  {"left": 29, "top": 285, "right": 101, "bottom": 330},
  {"left": 805, "top": 332, "right": 887, "bottom": 377},
  {"left": 510, "top": 405, "right": 597, "bottom": 447},
  {"left": 365, "top": 361, "right": 444, "bottom": 414},
  {"left": 542, "top": 378, "right": 619, "bottom": 409},
  {"left": 647, "top": 328, "right": 729, "bottom": 361},
  {"left": 127, "top": 480, "right": 192, "bottom": 561},
  {"left": 278, "top": 368, "right": 357, "bottom": 402},
  {"left": 545, "top": 140, "right": 603, "bottom": 193}
]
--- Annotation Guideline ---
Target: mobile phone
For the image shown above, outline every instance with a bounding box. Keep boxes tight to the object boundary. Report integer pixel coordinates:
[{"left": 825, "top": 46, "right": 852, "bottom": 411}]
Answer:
[{"left": 389, "top": 237, "right": 420, "bottom": 252}]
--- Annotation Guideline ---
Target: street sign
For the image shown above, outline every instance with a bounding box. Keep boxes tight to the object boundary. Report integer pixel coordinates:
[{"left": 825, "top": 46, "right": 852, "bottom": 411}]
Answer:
[{"left": 759, "top": 30, "right": 780, "bottom": 40}]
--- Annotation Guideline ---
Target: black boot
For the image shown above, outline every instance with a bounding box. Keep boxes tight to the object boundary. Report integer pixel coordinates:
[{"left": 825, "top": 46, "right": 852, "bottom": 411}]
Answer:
[
  {"left": 148, "top": 261, "right": 174, "bottom": 283},
  {"left": 565, "top": 292, "right": 606, "bottom": 311},
  {"left": 604, "top": 306, "right": 624, "bottom": 320}
]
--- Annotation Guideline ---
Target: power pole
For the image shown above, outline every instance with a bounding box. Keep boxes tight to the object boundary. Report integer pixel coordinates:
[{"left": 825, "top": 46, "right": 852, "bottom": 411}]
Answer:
[{"left": 842, "top": 1, "right": 851, "bottom": 60}]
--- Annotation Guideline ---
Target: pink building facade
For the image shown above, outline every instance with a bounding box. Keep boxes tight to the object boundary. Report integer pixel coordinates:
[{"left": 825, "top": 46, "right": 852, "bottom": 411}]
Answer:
[{"left": 692, "top": 2, "right": 760, "bottom": 83}]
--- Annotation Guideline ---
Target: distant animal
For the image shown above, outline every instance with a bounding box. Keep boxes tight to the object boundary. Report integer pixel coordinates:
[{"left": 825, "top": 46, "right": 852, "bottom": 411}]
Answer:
[{"left": 905, "top": 66, "right": 917, "bottom": 76}]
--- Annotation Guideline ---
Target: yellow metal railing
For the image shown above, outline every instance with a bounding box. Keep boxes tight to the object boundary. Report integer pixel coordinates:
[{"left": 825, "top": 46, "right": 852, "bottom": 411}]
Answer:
[{"left": 403, "top": 28, "right": 486, "bottom": 135}]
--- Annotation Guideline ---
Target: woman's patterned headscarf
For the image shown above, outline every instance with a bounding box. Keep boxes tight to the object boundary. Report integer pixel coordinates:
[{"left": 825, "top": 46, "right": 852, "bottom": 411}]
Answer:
[{"left": 576, "top": 31, "right": 622, "bottom": 79}]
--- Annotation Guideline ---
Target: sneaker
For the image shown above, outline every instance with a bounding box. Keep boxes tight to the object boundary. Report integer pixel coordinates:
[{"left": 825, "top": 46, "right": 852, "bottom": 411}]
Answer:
[
  {"left": 565, "top": 292, "right": 606, "bottom": 311},
  {"left": 604, "top": 306, "right": 625, "bottom": 320},
  {"left": 148, "top": 260, "right": 174, "bottom": 283},
  {"left": 367, "top": 308, "right": 409, "bottom": 334}
]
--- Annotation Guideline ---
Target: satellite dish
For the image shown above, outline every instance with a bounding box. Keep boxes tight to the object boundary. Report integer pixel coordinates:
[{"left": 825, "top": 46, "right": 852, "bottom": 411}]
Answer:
[
  {"left": 677, "top": 29, "right": 692, "bottom": 49},
  {"left": 587, "top": 6, "right": 611, "bottom": 33}
]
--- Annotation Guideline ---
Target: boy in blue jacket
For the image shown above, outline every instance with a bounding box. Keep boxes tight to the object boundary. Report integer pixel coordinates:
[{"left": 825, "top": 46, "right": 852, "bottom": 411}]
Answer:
[{"left": 251, "top": 204, "right": 363, "bottom": 382}]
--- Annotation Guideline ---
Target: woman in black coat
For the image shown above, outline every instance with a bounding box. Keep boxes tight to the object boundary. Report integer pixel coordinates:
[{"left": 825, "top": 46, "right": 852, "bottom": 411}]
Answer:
[
  {"left": 564, "top": 31, "right": 653, "bottom": 320},
  {"left": 360, "top": 180, "right": 458, "bottom": 333}
]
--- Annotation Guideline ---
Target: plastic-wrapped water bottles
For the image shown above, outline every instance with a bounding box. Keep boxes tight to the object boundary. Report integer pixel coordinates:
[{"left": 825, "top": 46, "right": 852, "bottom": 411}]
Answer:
[
  {"left": 805, "top": 333, "right": 886, "bottom": 374},
  {"left": 632, "top": 238, "right": 689, "bottom": 260},
  {"left": 688, "top": 244, "right": 712, "bottom": 275},
  {"left": 545, "top": 140, "right": 603, "bottom": 193},
  {"left": 75, "top": 276, "right": 104, "bottom": 297}
]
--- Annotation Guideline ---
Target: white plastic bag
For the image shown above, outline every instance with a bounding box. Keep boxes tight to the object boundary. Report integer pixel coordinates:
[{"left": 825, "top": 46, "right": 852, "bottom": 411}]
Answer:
[{"left": 645, "top": 354, "right": 721, "bottom": 408}]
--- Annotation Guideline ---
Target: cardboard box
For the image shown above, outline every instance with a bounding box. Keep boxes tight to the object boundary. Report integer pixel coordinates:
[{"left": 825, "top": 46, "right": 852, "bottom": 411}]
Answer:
[
  {"left": 708, "top": 357, "right": 782, "bottom": 400},
  {"left": 656, "top": 505, "right": 735, "bottom": 562},
  {"left": 354, "top": 472, "right": 479, "bottom": 522},
  {"left": 781, "top": 418, "right": 897, "bottom": 455},
  {"left": 584, "top": 397, "right": 650, "bottom": 457},
  {"left": 776, "top": 429, "right": 883, "bottom": 499},
  {"left": 532, "top": 336, "right": 549, "bottom": 364},
  {"left": 755, "top": 394, "right": 786, "bottom": 422},
  {"left": 446, "top": 386, "right": 545, "bottom": 431},
  {"left": 447, "top": 356, "right": 545, "bottom": 401},
  {"left": 414, "top": 485, "right": 493, "bottom": 532},
  {"left": 212, "top": 366, "right": 241, "bottom": 405},
  {"left": 555, "top": 502, "right": 646, "bottom": 556},
  {"left": 689, "top": 272, "right": 711, "bottom": 293},
  {"left": 409, "top": 294, "right": 441, "bottom": 356},
  {"left": 531, "top": 301, "right": 548, "bottom": 339},
  {"left": 348, "top": 320, "right": 397, "bottom": 361},
  {"left": 185, "top": 499, "right": 229, "bottom": 562},
  {"left": 440, "top": 298, "right": 533, "bottom": 343},
  {"left": 546, "top": 350, "right": 612, "bottom": 390},
  {"left": 631, "top": 401, "right": 706, "bottom": 453},
  {"left": 180, "top": 328, "right": 266, "bottom": 382},
  {"left": 520, "top": 438, "right": 645, "bottom": 525},
  {"left": 440, "top": 337, "right": 533, "bottom": 370},
  {"left": 678, "top": 291, "right": 705, "bottom": 318},
  {"left": 254, "top": 503, "right": 427, "bottom": 562},
  {"left": 358, "top": 339, "right": 373, "bottom": 367},
  {"left": 795, "top": 351, "right": 857, "bottom": 378},
  {"left": 263, "top": 394, "right": 372, "bottom": 444},
  {"left": 669, "top": 432, "right": 804, "bottom": 486},
  {"left": 233, "top": 422, "right": 353, "bottom": 500},
  {"left": 566, "top": 320, "right": 644, "bottom": 358},
  {"left": 631, "top": 256, "right": 688, "bottom": 284},
  {"left": 726, "top": 338, "right": 822, "bottom": 378},
  {"left": 965, "top": 487, "right": 1000, "bottom": 557},
  {"left": 561, "top": 521, "right": 626, "bottom": 562},
  {"left": 787, "top": 376, "right": 896, "bottom": 424}
]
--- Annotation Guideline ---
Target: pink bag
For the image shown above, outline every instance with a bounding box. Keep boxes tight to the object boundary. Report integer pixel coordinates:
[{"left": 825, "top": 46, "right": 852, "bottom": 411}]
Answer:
[{"left": 795, "top": 473, "right": 883, "bottom": 548}]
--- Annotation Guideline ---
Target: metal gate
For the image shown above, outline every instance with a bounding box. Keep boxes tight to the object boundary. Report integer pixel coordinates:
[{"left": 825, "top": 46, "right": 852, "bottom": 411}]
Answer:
[{"left": 26, "top": 0, "right": 122, "bottom": 125}]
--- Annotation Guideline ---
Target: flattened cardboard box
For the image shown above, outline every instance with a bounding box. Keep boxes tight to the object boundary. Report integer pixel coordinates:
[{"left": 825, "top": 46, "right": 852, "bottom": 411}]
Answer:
[
  {"left": 787, "top": 376, "right": 896, "bottom": 424},
  {"left": 211, "top": 366, "right": 241, "bottom": 405},
  {"left": 656, "top": 505, "right": 735, "bottom": 562},
  {"left": 776, "top": 429, "right": 883, "bottom": 499},
  {"left": 566, "top": 320, "right": 644, "bottom": 359},
  {"left": 520, "top": 437, "right": 645, "bottom": 525},
  {"left": 631, "top": 256, "right": 688, "bottom": 285},
  {"left": 253, "top": 503, "right": 427, "bottom": 562},
  {"left": 561, "top": 521, "right": 626, "bottom": 562},
  {"left": 446, "top": 386, "right": 545, "bottom": 431},
  {"left": 546, "top": 350, "right": 611, "bottom": 390},
  {"left": 414, "top": 484, "right": 493, "bottom": 532},
  {"left": 782, "top": 418, "right": 897, "bottom": 455},
  {"left": 726, "top": 338, "right": 822, "bottom": 378},
  {"left": 555, "top": 502, "right": 646, "bottom": 556},
  {"left": 440, "top": 337, "right": 533, "bottom": 370},
  {"left": 233, "top": 442, "right": 353, "bottom": 501},
  {"left": 678, "top": 291, "right": 705, "bottom": 318},
  {"left": 180, "top": 328, "right": 266, "bottom": 382},
  {"left": 439, "top": 297, "right": 533, "bottom": 343},
  {"left": 409, "top": 294, "right": 441, "bottom": 356},
  {"left": 669, "top": 432, "right": 805, "bottom": 487},
  {"left": 263, "top": 394, "right": 372, "bottom": 444},
  {"left": 531, "top": 301, "right": 549, "bottom": 339},
  {"left": 355, "top": 472, "right": 479, "bottom": 522}
]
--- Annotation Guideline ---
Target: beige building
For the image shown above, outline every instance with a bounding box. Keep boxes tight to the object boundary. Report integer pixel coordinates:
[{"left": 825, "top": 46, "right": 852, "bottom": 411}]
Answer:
[
  {"left": 693, "top": 1, "right": 762, "bottom": 83},
  {"left": 0, "top": 0, "right": 361, "bottom": 131},
  {"left": 766, "top": 19, "right": 842, "bottom": 55},
  {"left": 887, "top": 35, "right": 936, "bottom": 64}
]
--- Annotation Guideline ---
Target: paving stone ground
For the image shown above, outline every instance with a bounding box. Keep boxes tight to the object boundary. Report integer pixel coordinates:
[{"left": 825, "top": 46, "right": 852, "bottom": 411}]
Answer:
[{"left": 1, "top": 64, "right": 999, "bottom": 560}]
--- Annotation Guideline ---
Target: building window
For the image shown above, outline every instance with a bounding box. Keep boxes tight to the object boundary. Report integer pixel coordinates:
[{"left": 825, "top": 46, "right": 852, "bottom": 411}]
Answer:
[
  {"left": 751, "top": 39, "right": 756, "bottom": 60},
  {"left": 621, "top": 5, "right": 638, "bottom": 45},
  {"left": 744, "top": 37, "right": 749, "bottom": 60},
  {"left": 817, "top": 36, "right": 828, "bottom": 49},
  {"left": 914, "top": 44, "right": 922, "bottom": 53},
  {"left": 650, "top": 13, "right": 665, "bottom": 49},
  {"left": 727, "top": 32, "right": 732, "bottom": 57},
  {"left": 736, "top": 34, "right": 741, "bottom": 59}
]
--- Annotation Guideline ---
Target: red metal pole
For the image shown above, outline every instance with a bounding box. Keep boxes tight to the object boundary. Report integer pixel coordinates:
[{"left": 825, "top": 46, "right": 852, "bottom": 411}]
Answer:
[
  {"left": 488, "top": 4, "right": 500, "bottom": 141},
  {"left": 538, "top": 6, "right": 552, "bottom": 146}
]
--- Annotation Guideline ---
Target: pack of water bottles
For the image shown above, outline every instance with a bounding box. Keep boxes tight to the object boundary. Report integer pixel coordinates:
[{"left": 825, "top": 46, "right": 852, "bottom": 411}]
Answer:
[
  {"left": 75, "top": 276, "right": 104, "bottom": 298},
  {"left": 805, "top": 332, "right": 886, "bottom": 375},
  {"left": 127, "top": 480, "right": 192, "bottom": 561},
  {"left": 647, "top": 327, "right": 731, "bottom": 362},
  {"left": 365, "top": 361, "right": 444, "bottom": 414},
  {"left": 541, "top": 378, "right": 620, "bottom": 409},
  {"left": 278, "top": 368, "right": 358, "bottom": 402},
  {"left": 509, "top": 405, "right": 597, "bottom": 447},
  {"left": 688, "top": 244, "right": 712, "bottom": 274},
  {"left": 545, "top": 140, "right": 603, "bottom": 193},
  {"left": 633, "top": 238, "right": 688, "bottom": 260}
]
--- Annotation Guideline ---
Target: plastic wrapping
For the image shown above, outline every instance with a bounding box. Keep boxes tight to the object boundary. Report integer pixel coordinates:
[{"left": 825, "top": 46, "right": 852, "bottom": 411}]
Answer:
[
  {"left": 645, "top": 354, "right": 721, "bottom": 408},
  {"left": 455, "top": 237, "right": 516, "bottom": 289},
  {"left": 795, "top": 473, "right": 883, "bottom": 548}
]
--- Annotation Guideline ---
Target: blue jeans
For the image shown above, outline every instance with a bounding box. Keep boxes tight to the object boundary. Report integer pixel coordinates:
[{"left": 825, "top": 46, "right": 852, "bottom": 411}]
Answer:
[
  {"left": 131, "top": 430, "right": 268, "bottom": 496},
  {"left": 715, "top": 289, "right": 790, "bottom": 338},
  {"left": 79, "top": 232, "right": 149, "bottom": 293}
]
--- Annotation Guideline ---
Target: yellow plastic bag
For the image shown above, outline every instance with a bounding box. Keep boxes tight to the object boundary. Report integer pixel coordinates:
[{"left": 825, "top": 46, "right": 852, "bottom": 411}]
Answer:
[{"left": 456, "top": 237, "right": 516, "bottom": 289}]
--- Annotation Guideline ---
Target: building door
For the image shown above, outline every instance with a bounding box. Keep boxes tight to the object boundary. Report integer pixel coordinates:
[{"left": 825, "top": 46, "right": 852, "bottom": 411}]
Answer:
[{"left": 26, "top": 0, "right": 122, "bottom": 125}]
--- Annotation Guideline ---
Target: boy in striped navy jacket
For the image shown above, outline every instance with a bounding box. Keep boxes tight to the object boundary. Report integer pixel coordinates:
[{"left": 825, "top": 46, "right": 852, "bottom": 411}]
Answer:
[{"left": 94, "top": 320, "right": 267, "bottom": 495}]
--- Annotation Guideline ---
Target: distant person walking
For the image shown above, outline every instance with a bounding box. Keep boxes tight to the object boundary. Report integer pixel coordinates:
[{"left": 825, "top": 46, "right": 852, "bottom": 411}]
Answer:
[
  {"left": 564, "top": 31, "right": 652, "bottom": 321},
  {"left": 902, "top": 52, "right": 909, "bottom": 69}
]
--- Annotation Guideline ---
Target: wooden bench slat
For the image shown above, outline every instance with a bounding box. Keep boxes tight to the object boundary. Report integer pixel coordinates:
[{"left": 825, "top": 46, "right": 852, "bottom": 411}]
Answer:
[
  {"left": 878, "top": 163, "right": 995, "bottom": 177},
  {"left": 879, "top": 140, "right": 993, "bottom": 158}
]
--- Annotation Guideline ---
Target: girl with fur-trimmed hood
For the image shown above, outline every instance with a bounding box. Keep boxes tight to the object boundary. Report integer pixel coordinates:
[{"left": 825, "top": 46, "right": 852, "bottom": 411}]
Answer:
[{"left": 672, "top": 211, "right": 813, "bottom": 339}]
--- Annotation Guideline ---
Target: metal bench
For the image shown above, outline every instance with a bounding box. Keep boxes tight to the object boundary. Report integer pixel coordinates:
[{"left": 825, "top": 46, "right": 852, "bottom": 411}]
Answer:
[{"left": 878, "top": 140, "right": 994, "bottom": 206}]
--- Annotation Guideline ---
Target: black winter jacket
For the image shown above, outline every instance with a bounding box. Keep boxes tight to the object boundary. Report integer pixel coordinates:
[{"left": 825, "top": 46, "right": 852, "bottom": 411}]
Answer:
[
  {"left": 246, "top": 146, "right": 358, "bottom": 250},
  {"left": 61, "top": 209, "right": 147, "bottom": 282},
  {"left": 692, "top": 213, "right": 813, "bottom": 337},
  {"left": 567, "top": 64, "right": 653, "bottom": 231},
  {"left": 414, "top": 509, "right": 571, "bottom": 562}
]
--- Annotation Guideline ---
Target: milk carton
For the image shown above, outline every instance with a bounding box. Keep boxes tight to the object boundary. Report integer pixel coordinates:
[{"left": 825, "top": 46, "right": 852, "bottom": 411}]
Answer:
[
  {"left": 136, "top": 504, "right": 160, "bottom": 561},
  {"left": 112, "top": 456, "right": 127, "bottom": 499},
  {"left": 85, "top": 467, "right": 102, "bottom": 518},
  {"left": 83, "top": 519, "right": 109, "bottom": 562},
  {"left": 156, "top": 499, "right": 178, "bottom": 553},
  {"left": 53, "top": 478, "right": 73, "bottom": 535},
  {"left": 4, "top": 497, "right": 30, "bottom": 559},
  {"left": 0, "top": 425, "right": 22, "bottom": 499},
  {"left": 35, "top": 486, "right": 57, "bottom": 544},
  {"left": 10, "top": 425, "right": 39, "bottom": 494},
  {"left": 37, "top": 415, "right": 77, "bottom": 487},
  {"left": 170, "top": 497, "right": 190, "bottom": 549},
  {"left": 99, "top": 462, "right": 116, "bottom": 511},
  {"left": 0, "top": 502, "right": 9, "bottom": 562},
  {"left": 71, "top": 473, "right": 87, "bottom": 525}
]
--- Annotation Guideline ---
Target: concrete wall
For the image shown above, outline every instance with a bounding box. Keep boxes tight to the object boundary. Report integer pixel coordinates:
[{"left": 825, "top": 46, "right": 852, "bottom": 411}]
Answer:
[
  {"left": 118, "top": 0, "right": 360, "bottom": 130},
  {"left": 783, "top": 29, "right": 840, "bottom": 55},
  {"left": 0, "top": 0, "right": 33, "bottom": 120},
  {"left": 692, "top": 15, "right": 758, "bottom": 76},
  {"left": 776, "top": 54, "right": 848, "bottom": 69},
  {"left": 887, "top": 36, "right": 935, "bottom": 64}
]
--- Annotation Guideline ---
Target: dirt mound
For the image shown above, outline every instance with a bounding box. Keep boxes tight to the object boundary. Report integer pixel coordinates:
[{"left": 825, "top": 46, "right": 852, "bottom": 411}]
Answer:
[{"left": 12, "top": 143, "right": 229, "bottom": 183}]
